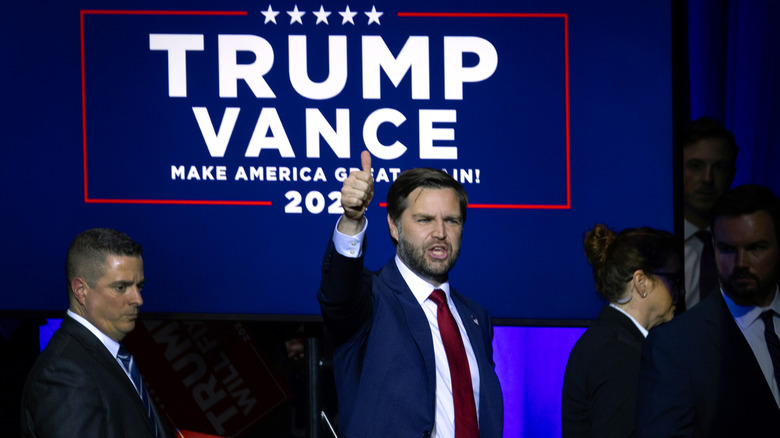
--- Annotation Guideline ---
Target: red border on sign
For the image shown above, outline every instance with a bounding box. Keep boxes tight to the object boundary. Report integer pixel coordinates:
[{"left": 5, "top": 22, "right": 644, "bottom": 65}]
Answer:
[
  {"left": 81, "top": 10, "right": 570, "bottom": 209},
  {"left": 397, "top": 12, "right": 571, "bottom": 210},
  {"left": 79, "top": 10, "right": 269, "bottom": 206}
]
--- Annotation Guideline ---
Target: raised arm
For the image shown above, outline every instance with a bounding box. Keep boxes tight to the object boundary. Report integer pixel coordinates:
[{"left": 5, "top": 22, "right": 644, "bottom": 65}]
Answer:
[{"left": 319, "top": 151, "right": 374, "bottom": 342}]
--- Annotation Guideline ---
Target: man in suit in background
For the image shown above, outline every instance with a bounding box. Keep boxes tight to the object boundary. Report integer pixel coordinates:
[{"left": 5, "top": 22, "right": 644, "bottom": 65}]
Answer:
[
  {"left": 681, "top": 117, "right": 738, "bottom": 310},
  {"left": 637, "top": 184, "right": 780, "bottom": 436},
  {"left": 318, "top": 151, "right": 503, "bottom": 437},
  {"left": 22, "top": 228, "right": 169, "bottom": 438}
]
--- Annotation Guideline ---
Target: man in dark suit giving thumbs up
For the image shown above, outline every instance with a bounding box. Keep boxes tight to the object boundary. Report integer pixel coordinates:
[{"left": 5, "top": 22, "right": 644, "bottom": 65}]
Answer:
[{"left": 318, "top": 151, "right": 503, "bottom": 438}]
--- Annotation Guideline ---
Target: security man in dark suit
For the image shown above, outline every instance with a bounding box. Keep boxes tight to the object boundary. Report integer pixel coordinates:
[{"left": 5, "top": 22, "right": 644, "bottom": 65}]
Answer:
[
  {"left": 638, "top": 184, "right": 780, "bottom": 436},
  {"left": 22, "top": 228, "right": 170, "bottom": 437}
]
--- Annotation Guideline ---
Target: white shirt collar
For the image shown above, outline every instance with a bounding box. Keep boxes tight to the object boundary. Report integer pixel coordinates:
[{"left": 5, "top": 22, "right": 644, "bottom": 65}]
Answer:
[
  {"left": 684, "top": 218, "right": 706, "bottom": 241},
  {"left": 609, "top": 303, "right": 649, "bottom": 338},
  {"left": 394, "top": 255, "right": 452, "bottom": 306},
  {"left": 723, "top": 286, "right": 780, "bottom": 330},
  {"left": 67, "top": 309, "right": 121, "bottom": 358}
]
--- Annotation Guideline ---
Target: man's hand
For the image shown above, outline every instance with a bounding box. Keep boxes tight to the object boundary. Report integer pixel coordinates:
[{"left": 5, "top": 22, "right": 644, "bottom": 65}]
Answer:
[{"left": 338, "top": 151, "right": 373, "bottom": 235}]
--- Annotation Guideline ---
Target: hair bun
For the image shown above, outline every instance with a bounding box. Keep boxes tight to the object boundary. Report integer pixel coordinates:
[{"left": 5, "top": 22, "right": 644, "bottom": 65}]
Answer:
[{"left": 584, "top": 223, "right": 616, "bottom": 268}]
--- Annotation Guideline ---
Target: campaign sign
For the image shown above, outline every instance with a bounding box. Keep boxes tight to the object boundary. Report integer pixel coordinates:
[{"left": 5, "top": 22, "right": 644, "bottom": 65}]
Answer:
[
  {"left": 2, "top": 1, "right": 671, "bottom": 320},
  {"left": 81, "top": 8, "right": 567, "bottom": 207},
  {"left": 125, "top": 319, "right": 292, "bottom": 436}
]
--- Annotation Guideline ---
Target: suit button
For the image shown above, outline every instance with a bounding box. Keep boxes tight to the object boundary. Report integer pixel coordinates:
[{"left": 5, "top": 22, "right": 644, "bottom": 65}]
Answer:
[{"left": 422, "top": 431, "right": 430, "bottom": 438}]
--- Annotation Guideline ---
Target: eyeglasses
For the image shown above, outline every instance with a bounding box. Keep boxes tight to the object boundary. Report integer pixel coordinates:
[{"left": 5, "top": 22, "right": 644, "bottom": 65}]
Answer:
[
  {"left": 653, "top": 272, "right": 685, "bottom": 302},
  {"left": 624, "top": 271, "right": 685, "bottom": 302}
]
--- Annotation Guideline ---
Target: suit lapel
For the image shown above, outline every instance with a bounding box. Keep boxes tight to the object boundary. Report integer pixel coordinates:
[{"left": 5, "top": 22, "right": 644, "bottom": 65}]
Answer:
[
  {"left": 451, "top": 289, "right": 504, "bottom": 437},
  {"left": 705, "top": 295, "right": 761, "bottom": 369},
  {"left": 704, "top": 294, "right": 779, "bottom": 409},
  {"left": 61, "top": 316, "right": 130, "bottom": 383},
  {"left": 61, "top": 315, "right": 160, "bottom": 435},
  {"left": 451, "top": 291, "right": 488, "bottom": 366},
  {"left": 379, "top": 261, "right": 438, "bottom": 390}
]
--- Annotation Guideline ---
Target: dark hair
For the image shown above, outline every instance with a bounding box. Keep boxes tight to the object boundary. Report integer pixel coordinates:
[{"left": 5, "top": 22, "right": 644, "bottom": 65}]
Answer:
[
  {"left": 65, "top": 228, "right": 143, "bottom": 291},
  {"left": 681, "top": 116, "right": 739, "bottom": 164},
  {"left": 584, "top": 224, "right": 680, "bottom": 303},
  {"left": 710, "top": 184, "right": 780, "bottom": 242},
  {"left": 386, "top": 168, "right": 468, "bottom": 246}
]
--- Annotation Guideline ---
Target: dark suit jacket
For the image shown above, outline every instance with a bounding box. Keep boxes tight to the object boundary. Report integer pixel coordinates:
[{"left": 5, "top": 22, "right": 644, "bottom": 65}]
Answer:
[
  {"left": 561, "top": 305, "right": 645, "bottom": 437},
  {"left": 21, "top": 314, "right": 170, "bottom": 438},
  {"left": 318, "top": 239, "right": 503, "bottom": 437},
  {"left": 637, "top": 292, "right": 780, "bottom": 437}
]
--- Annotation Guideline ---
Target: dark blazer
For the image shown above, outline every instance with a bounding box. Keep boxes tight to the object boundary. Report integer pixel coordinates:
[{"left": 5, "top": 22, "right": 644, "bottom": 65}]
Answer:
[
  {"left": 21, "top": 314, "right": 170, "bottom": 438},
  {"left": 637, "top": 292, "right": 780, "bottom": 437},
  {"left": 318, "top": 239, "right": 503, "bottom": 437},
  {"left": 561, "top": 305, "right": 645, "bottom": 437}
]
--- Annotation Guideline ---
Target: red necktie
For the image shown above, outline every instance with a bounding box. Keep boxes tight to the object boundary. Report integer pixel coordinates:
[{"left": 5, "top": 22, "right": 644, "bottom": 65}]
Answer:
[{"left": 429, "top": 289, "right": 479, "bottom": 437}]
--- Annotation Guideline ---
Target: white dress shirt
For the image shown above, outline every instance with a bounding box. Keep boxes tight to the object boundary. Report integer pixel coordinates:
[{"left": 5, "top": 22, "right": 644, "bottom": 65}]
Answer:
[
  {"left": 332, "top": 218, "right": 480, "bottom": 437},
  {"left": 722, "top": 287, "right": 780, "bottom": 408}
]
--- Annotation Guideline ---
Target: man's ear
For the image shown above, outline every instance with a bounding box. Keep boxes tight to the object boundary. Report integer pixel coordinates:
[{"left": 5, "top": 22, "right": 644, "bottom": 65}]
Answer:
[
  {"left": 388, "top": 213, "right": 399, "bottom": 242},
  {"left": 71, "top": 277, "right": 88, "bottom": 306}
]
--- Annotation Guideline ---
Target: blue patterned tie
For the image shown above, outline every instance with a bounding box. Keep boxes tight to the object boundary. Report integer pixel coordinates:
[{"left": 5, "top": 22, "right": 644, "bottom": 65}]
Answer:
[
  {"left": 761, "top": 310, "right": 780, "bottom": 392},
  {"left": 117, "top": 345, "right": 159, "bottom": 437}
]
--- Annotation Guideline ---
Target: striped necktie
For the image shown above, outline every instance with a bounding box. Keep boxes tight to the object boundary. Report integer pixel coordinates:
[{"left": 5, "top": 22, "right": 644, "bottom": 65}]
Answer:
[{"left": 117, "top": 345, "right": 159, "bottom": 437}]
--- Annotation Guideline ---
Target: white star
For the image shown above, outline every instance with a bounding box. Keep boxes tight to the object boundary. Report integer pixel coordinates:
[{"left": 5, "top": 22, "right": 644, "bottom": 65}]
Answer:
[
  {"left": 287, "top": 5, "right": 305, "bottom": 25},
  {"left": 339, "top": 5, "right": 357, "bottom": 25},
  {"left": 365, "top": 5, "right": 383, "bottom": 25},
  {"left": 261, "top": 5, "right": 279, "bottom": 24},
  {"left": 313, "top": 5, "right": 331, "bottom": 25}
]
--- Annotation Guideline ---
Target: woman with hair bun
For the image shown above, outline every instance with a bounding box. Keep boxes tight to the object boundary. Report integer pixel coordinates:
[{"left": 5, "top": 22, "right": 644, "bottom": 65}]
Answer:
[{"left": 561, "top": 224, "right": 682, "bottom": 437}]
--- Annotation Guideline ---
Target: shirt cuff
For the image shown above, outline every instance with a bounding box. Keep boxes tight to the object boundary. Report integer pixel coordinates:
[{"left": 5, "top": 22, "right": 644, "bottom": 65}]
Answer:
[{"left": 333, "top": 217, "right": 367, "bottom": 258}]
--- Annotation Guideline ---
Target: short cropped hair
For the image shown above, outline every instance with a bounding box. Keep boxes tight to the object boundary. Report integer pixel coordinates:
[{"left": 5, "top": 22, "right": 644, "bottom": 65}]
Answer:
[
  {"left": 681, "top": 116, "right": 739, "bottom": 164},
  {"left": 386, "top": 168, "right": 468, "bottom": 246},
  {"left": 710, "top": 184, "right": 780, "bottom": 243},
  {"left": 65, "top": 228, "right": 143, "bottom": 291}
]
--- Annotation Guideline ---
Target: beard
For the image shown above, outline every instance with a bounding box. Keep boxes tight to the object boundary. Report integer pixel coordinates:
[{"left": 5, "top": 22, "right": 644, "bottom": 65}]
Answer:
[
  {"left": 397, "top": 228, "right": 460, "bottom": 285},
  {"left": 721, "top": 267, "right": 777, "bottom": 305}
]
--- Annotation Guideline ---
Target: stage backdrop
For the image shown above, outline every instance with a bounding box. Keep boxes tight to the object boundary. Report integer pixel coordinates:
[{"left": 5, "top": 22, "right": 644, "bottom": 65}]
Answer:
[{"left": 1, "top": 0, "right": 672, "bottom": 320}]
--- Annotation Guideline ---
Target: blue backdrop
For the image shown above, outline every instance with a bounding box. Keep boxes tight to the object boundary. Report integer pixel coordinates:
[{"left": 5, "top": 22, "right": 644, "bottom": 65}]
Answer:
[
  {"left": 687, "top": 0, "right": 780, "bottom": 194},
  {"left": 1, "top": 0, "right": 673, "bottom": 320}
]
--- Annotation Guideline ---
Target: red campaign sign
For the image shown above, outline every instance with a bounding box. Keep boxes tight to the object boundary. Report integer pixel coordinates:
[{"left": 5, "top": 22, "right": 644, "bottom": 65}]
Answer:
[{"left": 124, "top": 320, "right": 292, "bottom": 437}]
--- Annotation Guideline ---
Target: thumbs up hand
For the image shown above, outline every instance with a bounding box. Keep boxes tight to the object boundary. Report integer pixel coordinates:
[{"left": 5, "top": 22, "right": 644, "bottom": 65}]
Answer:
[{"left": 338, "top": 151, "right": 374, "bottom": 235}]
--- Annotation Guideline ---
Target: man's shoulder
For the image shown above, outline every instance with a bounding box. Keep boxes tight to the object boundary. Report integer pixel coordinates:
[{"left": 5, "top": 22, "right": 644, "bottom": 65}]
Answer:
[
  {"left": 33, "top": 323, "right": 93, "bottom": 367},
  {"left": 450, "top": 288, "right": 486, "bottom": 309},
  {"left": 679, "top": 292, "right": 724, "bottom": 322},
  {"left": 447, "top": 288, "right": 493, "bottom": 326},
  {"left": 648, "top": 295, "right": 722, "bottom": 346},
  {"left": 371, "top": 257, "right": 405, "bottom": 291},
  {"left": 37, "top": 316, "right": 115, "bottom": 370},
  {"left": 24, "top": 327, "right": 98, "bottom": 399}
]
